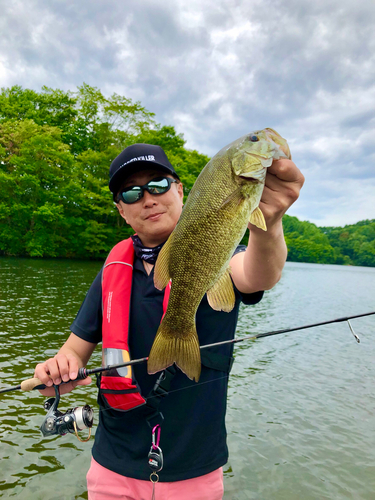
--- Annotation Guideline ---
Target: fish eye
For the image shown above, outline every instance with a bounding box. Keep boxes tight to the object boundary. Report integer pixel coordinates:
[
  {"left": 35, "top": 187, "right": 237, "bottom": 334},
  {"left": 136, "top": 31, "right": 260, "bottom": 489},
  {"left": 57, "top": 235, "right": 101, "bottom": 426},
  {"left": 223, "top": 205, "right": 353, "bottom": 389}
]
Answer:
[{"left": 249, "top": 135, "right": 259, "bottom": 142}]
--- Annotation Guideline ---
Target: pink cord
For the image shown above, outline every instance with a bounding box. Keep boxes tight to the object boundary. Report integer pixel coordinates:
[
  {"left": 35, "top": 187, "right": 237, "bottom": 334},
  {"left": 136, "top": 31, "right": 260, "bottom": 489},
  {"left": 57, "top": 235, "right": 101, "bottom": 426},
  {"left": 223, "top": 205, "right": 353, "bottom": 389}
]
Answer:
[{"left": 152, "top": 424, "right": 161, "bottom": 450}]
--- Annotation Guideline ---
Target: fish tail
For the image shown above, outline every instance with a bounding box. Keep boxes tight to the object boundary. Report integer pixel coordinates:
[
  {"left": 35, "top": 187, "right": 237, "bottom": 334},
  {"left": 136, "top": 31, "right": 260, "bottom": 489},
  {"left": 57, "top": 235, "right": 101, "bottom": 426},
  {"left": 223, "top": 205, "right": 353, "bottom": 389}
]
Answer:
[{"left": 147, "top": 321, "right": 201, "bottom": 382}]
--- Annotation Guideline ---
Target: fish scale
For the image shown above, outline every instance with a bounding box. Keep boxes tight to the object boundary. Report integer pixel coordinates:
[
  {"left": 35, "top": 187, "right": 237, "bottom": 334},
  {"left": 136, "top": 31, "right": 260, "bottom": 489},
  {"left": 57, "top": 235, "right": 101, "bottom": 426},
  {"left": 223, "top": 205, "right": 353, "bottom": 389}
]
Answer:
[{"left": 148, "top": 128, "right": 291, "bottom": 381}]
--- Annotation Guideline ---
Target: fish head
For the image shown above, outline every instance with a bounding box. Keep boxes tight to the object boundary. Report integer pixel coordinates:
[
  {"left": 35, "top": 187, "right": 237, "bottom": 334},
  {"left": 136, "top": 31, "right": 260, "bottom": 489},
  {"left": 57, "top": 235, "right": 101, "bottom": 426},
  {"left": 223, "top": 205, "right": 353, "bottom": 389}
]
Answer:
[{"left": 230, "top": 128, "right": 291, "bottom": 184}]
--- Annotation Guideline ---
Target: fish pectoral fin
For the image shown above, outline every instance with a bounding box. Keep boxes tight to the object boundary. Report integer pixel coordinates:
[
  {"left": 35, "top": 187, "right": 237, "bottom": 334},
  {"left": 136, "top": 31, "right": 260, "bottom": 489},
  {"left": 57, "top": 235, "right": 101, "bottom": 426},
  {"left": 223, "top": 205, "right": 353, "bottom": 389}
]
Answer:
[
  {"left": 249, "top": 206, "right": 267, "bottom": 231},
  {"left": 148, "top": 321, "right": 201, "bottom": 382},
  {"left": 219, "top": 186, "right": 243, "bottom": 209},
  {"left": 206, "top": 268, "right": 235, "bottom": 313},
  {"left": 154, "top": 235, "right": 172, "bottom": 290}
]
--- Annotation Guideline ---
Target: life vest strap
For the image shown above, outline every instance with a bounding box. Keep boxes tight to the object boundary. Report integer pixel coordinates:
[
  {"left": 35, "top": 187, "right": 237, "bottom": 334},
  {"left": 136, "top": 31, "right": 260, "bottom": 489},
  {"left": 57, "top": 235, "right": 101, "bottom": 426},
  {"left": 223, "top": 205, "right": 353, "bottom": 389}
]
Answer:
[
  {"left": 145, "top": 365, "right": 178, "bottom": 428},
  {"left": 100, "top": 388, "right": 140, "bottom": 395}
]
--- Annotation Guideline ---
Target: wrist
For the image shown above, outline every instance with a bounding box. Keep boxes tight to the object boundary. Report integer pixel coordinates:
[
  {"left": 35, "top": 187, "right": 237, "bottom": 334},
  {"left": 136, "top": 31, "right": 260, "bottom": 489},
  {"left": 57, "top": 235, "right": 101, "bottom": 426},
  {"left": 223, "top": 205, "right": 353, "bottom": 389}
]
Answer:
[{"left": 248, "top": 218, "right": 284, "bottom": 241}]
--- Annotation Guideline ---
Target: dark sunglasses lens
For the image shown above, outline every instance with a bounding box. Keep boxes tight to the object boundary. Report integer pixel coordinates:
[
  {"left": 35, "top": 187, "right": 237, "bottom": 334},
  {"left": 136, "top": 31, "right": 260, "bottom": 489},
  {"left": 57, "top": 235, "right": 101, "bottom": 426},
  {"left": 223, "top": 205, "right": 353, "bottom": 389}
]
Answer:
[
  {"left": 120, "top": 177, "right": 173, "bottom": 204},
  {"left": 147, "top": 178, "right": 170, "bottom": 194},
  {"left": 122, "top": 187, "right": 142, "bottom": 204}
]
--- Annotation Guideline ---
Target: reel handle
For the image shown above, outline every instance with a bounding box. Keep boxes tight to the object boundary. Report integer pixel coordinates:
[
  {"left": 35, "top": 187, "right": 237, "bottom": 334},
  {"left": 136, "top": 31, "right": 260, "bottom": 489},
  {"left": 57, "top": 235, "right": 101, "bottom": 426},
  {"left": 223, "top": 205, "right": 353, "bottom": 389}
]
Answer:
[{"left": 20, "top": 368, "right": 88, "bottom": 392}]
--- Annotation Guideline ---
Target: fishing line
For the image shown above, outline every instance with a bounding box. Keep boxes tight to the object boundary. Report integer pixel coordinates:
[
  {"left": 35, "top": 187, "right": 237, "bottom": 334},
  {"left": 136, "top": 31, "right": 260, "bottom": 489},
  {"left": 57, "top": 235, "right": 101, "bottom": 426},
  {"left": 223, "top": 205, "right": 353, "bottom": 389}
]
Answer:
[
  {"left": 92, "top": 311, "right": 375, "bottom": 416},
  {"left": 1, "top": 311, "right": 374, "bottom": 399}
]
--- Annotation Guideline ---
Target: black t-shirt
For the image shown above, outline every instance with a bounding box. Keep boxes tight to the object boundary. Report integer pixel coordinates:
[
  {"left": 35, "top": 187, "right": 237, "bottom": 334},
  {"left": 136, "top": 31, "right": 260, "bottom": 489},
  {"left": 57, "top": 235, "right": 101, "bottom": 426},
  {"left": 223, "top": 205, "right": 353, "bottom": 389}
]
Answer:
[{"left": 70, "top": 246, "right": 263, "bottom": 481}]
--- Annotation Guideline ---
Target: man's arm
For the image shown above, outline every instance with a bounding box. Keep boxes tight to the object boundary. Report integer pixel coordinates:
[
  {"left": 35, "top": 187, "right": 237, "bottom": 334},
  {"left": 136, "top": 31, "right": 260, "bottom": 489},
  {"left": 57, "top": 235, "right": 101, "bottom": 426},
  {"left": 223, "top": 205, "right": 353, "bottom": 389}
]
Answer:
[
  {"left": 230, "top": 158, "right": 305, "bottom": 294},
  {"left": 34, "top": 333, "right": 97, "bottom": 396}
]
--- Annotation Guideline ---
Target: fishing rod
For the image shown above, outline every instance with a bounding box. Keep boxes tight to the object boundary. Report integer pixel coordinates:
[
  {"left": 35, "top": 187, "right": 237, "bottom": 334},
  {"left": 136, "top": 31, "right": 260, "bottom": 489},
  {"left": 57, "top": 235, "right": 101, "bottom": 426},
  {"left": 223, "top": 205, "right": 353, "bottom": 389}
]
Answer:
[
  {"left": 1, "top": 310, "right": 374, "bottom": 396},
  {"left": 0, "top": 310, "right": 373, "bottom": 442}
]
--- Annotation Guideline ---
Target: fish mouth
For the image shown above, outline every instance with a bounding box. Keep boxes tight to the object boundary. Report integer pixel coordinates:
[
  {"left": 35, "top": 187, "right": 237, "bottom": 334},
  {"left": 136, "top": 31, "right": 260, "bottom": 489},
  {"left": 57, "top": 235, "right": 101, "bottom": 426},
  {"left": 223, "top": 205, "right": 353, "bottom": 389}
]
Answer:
[
  {"left": 264, "top": 128, "right": 291, "bottom": 159},
  {"left": 240, "top": 175, "right": 261, "bottom": 183}
]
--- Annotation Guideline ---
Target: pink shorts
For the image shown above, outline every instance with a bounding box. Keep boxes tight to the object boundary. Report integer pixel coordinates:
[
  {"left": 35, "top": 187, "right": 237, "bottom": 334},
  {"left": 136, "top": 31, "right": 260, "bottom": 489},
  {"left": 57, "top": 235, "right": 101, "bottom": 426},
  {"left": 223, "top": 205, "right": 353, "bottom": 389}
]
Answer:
[{"left": 87, "top": 457, "right": 224, "bottom": 500}]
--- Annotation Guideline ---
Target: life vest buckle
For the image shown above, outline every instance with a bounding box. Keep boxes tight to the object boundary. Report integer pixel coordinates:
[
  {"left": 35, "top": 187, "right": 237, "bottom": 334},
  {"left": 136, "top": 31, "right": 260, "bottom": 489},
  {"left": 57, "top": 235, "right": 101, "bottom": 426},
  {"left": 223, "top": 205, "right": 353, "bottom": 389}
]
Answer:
[{"left": 152, "top": 365, "right": 178, "bottom": 397}]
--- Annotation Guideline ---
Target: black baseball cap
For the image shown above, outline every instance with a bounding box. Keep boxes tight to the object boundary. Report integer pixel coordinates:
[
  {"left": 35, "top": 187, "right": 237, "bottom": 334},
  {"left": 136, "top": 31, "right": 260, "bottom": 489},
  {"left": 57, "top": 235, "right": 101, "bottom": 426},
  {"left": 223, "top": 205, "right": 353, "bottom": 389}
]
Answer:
[{"left": 109, "top": 143, "right": 180, "bottom": 197}]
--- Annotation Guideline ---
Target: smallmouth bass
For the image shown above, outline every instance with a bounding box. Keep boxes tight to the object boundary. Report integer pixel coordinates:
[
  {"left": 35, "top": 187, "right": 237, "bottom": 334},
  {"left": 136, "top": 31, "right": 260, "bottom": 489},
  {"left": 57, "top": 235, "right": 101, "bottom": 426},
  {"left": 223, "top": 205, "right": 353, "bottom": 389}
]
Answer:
[{"left": 148, "top": 128, "right": 291, "bottom": 381}]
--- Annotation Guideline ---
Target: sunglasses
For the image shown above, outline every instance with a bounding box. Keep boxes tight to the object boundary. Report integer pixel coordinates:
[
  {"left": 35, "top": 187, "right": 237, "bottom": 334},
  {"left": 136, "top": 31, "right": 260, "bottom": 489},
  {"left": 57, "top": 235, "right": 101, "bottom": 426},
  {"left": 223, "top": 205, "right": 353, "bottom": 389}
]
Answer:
[{"left": 118, "top": 177, "right": 178, "bottom": 204}]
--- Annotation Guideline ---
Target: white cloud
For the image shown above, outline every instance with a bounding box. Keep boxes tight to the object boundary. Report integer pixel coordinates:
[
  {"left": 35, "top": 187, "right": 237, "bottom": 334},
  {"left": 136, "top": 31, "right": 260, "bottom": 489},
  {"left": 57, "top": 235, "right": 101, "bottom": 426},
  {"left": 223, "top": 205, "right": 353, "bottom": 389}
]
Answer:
[
  {"left": 0, "top": 0, "right": 374, "bottom": 226},
  {"left": 293, "top": 176, "right": 375, "bottom": 227}
]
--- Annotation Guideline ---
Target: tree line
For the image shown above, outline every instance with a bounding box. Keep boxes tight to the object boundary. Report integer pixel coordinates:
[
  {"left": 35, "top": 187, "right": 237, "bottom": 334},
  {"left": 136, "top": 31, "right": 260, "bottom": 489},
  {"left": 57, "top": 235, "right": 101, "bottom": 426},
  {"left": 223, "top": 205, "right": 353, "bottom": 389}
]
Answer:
[
  {"left": 0, "top": 84, "right": 374, "bottom": 266},
  {"left": 282, "top": 216, "right": 375, "bottom": 267}
]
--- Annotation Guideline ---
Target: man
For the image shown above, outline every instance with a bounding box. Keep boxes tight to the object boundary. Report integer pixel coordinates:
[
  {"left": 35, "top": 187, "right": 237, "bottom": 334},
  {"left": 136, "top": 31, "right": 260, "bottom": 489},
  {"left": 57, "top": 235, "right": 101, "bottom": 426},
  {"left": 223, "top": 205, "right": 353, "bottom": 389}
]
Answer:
[{"left": 35, "top": 142, "right": 304, "bottom": 499}]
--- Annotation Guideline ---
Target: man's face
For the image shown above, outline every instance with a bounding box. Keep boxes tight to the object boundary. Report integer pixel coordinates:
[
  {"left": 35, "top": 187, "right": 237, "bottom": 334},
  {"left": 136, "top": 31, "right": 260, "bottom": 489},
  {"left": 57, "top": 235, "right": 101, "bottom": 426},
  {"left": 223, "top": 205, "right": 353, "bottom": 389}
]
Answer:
[{"left": 116, "top": 168, "right": 184, "bottom": 247}]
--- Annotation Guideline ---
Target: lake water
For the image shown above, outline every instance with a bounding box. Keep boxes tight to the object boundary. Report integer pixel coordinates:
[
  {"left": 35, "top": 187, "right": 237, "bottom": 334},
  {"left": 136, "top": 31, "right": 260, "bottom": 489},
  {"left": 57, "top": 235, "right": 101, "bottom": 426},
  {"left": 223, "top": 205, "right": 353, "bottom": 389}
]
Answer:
[{"left": 0, "top": 258, "right": 374, "bottom": 499}]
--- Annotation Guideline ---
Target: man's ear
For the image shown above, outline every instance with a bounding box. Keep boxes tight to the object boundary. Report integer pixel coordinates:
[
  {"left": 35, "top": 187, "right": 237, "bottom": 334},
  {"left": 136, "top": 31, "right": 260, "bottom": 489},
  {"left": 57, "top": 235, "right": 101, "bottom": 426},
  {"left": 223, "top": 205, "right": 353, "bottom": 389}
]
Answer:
[
  {"left": 116, "top": 202, "right": 128, "bottom": 224},
  {"left": 177, "top": 182, "right": 184, "bottom": 205}
]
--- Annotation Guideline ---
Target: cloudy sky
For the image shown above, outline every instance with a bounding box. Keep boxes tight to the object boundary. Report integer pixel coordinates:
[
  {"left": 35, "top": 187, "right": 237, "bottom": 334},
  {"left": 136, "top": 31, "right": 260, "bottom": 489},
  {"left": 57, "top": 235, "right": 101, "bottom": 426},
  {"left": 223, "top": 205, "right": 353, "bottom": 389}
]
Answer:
[{"left": 1, "top": 0, "right": 374, "bottom": 226}]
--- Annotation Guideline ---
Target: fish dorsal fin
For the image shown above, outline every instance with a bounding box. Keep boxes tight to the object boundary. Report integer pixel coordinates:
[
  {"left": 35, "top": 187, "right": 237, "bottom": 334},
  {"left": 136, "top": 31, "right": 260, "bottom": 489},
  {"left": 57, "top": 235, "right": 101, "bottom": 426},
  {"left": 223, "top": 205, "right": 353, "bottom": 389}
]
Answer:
[
  {"left": 250, "top": 206, "right": 267, "bottom": 231},
  {"left": 206, "top": 267, "right": 235, "bottom": 312},
  {"left": 154, "top": 235, "right": 172, "bottom": 290}
]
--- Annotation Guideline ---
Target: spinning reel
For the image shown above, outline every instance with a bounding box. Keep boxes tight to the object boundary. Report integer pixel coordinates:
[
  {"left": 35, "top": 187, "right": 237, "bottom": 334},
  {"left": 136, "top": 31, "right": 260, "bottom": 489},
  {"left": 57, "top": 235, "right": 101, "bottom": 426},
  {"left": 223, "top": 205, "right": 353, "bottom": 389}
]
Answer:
[{"left": 40, "top": 385, "right": 94, "bottom": 442}]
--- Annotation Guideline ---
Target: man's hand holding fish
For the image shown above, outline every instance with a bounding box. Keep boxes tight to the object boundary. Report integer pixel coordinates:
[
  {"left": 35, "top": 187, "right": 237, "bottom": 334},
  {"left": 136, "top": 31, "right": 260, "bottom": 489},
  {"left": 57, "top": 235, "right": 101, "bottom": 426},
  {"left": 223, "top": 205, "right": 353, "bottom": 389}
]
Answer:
[{"left": 232, "top": 157, "right": 305, "bottom": 294}]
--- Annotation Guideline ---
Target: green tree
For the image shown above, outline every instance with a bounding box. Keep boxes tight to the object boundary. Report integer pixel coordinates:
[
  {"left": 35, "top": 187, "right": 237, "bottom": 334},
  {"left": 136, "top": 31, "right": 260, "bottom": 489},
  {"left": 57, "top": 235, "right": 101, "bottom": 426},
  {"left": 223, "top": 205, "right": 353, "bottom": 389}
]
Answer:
[
  {"left": 0, "top": 84, "right": 209, "bottom": 259},
  {"left": 283, "top": 216, "right": 344, "bottom": 265},
  {"left": 322, "top": 220, "right": 375, "bottom": 266}
]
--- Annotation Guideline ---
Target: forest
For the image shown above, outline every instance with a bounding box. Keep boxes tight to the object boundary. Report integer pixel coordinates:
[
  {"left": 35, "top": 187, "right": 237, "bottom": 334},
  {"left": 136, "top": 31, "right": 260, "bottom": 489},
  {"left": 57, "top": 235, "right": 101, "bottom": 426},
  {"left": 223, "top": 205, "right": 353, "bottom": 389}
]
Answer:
[
  {"left": 0, "top": 85, "right": 374, "bottom": 266},
  {"left": 282, "top": 216, "right": 375, "bottom": 267}
]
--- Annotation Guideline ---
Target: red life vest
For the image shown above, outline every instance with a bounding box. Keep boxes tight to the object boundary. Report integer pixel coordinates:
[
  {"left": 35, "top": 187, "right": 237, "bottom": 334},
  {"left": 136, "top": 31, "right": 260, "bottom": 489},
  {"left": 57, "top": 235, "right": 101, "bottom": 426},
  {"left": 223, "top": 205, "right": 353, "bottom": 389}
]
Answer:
[{"left": 100, "top": 237, "right": 171, "bottom": 411}]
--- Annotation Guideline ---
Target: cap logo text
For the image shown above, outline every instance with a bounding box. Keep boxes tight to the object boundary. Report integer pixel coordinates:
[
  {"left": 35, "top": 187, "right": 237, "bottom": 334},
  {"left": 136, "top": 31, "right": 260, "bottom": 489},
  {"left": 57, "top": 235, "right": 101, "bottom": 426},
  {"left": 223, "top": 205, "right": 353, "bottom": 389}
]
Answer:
[{"left": 120, "top": 155, "right": 156, "bottom": 169}]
